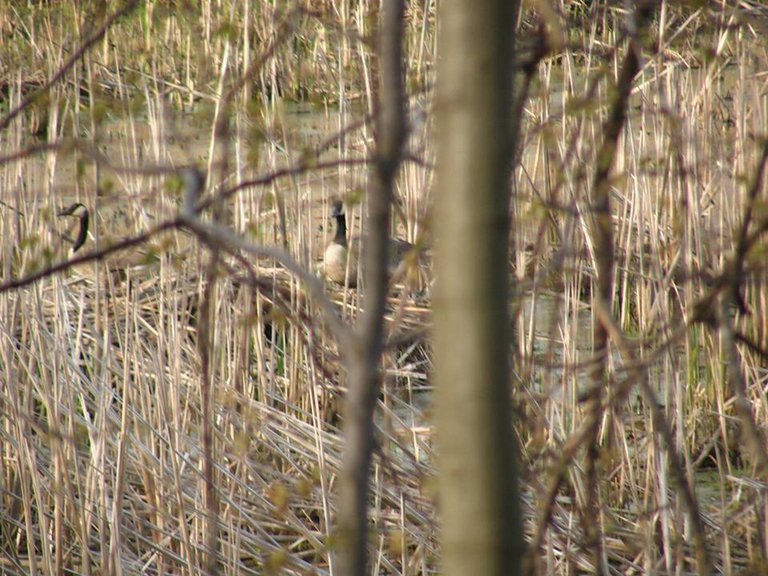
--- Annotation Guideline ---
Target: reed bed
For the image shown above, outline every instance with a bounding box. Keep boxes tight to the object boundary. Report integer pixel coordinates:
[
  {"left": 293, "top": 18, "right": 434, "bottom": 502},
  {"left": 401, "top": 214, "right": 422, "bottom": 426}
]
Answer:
[{"left": 1, "top": 1, "right": 768, "bottom": 574}]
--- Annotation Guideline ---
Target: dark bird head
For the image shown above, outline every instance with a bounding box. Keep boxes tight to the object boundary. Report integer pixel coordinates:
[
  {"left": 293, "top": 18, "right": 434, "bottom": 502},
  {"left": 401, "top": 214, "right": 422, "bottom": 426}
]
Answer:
[
  {"left": 180, "top": 167, "right": 205, "bottom": 216},
  {"left": 331, "top": 200, "right": 345, "bottom": 218},
  {"left": 57, "top": 202, "right": 89, "bottom": 253},
  {"left": 57, "top": 202, "right": 87, "bottom": 218}
]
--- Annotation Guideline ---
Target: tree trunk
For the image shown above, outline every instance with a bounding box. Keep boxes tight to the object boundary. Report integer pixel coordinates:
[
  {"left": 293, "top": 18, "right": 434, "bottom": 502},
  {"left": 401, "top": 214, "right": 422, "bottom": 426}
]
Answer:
[{"left": 433, "top": 1, "right": 524, "bottom": 575}]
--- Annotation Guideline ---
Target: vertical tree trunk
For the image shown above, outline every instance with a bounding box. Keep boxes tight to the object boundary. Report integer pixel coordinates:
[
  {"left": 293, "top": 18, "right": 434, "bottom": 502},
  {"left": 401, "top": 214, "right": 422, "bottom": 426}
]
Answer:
[
  {"left": 583, "top": 4, "right": 657, "bottom": 573},
  {"left": 335, "top": 2, "right": 406, "bottom": 576},
  {"left": 433, "top": 1, "right": 523, "bottom": 575}
]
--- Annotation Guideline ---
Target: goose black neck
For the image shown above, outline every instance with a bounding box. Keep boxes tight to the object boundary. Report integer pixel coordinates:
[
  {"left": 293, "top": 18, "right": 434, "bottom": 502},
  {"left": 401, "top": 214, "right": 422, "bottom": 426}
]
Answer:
[
  {"left": 73, "top": 209, "right": 89, "bottom": 253},
  {"left": 333, "top": 212, "right": 348, "bottom": 247}
]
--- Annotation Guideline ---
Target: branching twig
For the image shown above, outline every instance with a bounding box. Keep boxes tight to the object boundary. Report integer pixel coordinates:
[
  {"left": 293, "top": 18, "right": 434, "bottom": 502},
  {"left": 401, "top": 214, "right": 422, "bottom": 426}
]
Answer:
[
  {"left": 335, "top": 2, "right": 407, "bottom": 575},
  {"left": 0, "top": 0, "right": 141, "bottom": 132}
]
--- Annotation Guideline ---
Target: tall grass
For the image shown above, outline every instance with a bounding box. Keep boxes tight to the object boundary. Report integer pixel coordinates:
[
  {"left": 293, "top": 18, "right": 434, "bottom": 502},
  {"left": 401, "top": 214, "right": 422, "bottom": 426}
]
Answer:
[{"left": 1, "top": 0, "right": 768, "bottom": 574}]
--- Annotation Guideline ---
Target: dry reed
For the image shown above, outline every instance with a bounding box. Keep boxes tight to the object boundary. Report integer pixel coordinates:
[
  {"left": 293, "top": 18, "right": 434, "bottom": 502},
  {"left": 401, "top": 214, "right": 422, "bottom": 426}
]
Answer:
[{"left": 1, "top": 1, "right": 768, "bottom": 574}]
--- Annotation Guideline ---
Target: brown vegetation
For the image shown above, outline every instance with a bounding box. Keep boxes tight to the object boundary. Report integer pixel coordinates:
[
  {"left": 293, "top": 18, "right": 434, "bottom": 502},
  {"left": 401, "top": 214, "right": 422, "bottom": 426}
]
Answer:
[{"left": 1, "top": 1, "right": 767, "bottom": 574}]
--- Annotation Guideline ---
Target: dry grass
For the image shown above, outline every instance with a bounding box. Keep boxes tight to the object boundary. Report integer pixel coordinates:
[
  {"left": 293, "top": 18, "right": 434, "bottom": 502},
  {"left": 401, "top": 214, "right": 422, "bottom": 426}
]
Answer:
[{"left": 1, "top": 1, "right": 768, "bottom": 574}]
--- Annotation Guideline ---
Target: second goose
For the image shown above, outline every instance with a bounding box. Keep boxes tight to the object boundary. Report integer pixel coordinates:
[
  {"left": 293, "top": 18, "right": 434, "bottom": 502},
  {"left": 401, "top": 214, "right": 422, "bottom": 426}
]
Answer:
[
  {"left": 57, "top": 202, "right": 160, "bottom": 280},
  {"left": 323, "top": 200, "right": 416, "bottom": 289}
]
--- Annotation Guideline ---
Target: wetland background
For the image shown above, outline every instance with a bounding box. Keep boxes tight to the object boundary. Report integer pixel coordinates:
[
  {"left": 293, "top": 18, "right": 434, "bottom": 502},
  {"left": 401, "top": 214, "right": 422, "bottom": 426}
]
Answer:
[{"left": 2, "top": 1, "right": 768, "bottom": 574}]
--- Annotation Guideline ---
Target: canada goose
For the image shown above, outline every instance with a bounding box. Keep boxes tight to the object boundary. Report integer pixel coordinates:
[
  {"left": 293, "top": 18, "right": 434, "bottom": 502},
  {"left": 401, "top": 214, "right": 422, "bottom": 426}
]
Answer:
[
  {"left": 323, "top": 200, "right": 417, "bottom": 288},
  {"left": 56, "top": 168, "right": 204, "bottom": 273},
  {"left": 324, "top": 200, "right": 357, "bottom": 287},
  {"left": 57, "top": 202, "right": 161, "bottom": 281}
]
